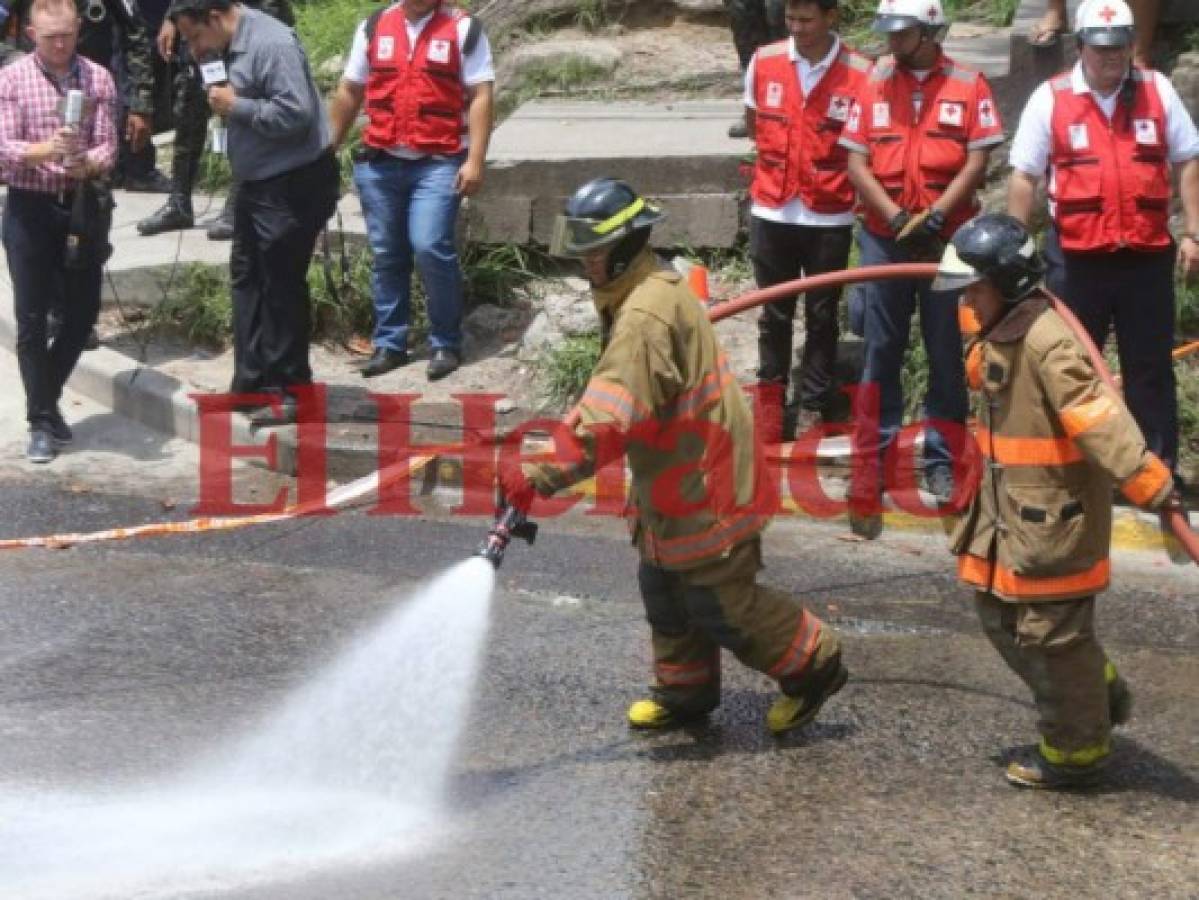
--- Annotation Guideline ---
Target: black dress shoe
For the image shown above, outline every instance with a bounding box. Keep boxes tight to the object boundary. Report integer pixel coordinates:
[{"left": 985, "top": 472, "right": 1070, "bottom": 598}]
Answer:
[
  {"left": 248, "top": 393, "right": 298, "bottom": 429},
  {"left": 426, "top": 348, "right": 460, "bottom": 381},
  {"left": 206, "top": 213, "right": 234, "bottom": 241},
  {"left": 360, "top": 348, "right": 409, "bottom": 378},
  {"left": 26, "top": 429, "right": 56, "bottom": 464}
]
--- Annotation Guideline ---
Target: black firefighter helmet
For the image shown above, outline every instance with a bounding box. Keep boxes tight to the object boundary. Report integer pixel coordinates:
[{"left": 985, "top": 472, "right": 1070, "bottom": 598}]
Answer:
[
  {"left": 550, "top": 178, "right": 666, "bottom": 281},
  {"left": 933, "top": 213, "right": 1045, "bottom": 303}
]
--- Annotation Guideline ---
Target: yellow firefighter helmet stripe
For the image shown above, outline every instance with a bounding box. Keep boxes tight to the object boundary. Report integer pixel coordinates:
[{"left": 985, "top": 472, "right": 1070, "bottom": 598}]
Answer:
[{"left": 593, "top": 197, "right": 646, "bottom": 235}]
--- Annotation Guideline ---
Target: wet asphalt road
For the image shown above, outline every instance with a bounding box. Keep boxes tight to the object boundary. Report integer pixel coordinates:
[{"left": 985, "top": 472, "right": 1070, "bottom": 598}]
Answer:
[{"left": 0, "top": 471, "right": 1197, "bottom": 899}]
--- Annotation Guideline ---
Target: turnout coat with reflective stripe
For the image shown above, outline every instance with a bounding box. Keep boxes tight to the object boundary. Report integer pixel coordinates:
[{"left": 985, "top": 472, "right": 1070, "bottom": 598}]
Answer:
[
  {"left": 952, "top": 294, "right": 1173, "bottom": 601},
  {"left": 529, "top": 249, "right": 772, "bottom": 570}
]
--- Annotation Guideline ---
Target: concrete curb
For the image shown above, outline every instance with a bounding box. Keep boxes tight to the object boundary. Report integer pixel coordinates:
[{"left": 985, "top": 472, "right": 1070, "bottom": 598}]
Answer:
[{"left": 0, "top": 285, "right": 1184, "bottom": 557}]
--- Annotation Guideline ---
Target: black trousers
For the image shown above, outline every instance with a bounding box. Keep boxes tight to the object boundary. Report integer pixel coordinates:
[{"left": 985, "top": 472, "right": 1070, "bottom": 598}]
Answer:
[
  {"left": 229, "top": 151, "right": 339, "bottom": 395},
  {"left": 2, "top": 188, "right": 105, "bottom": 430},
  {"left": 750, "top": 216, "right": 853, "bottom": 412},
  {"left": 1044, "top": 227, "right": 1179, "bottom": 472}
]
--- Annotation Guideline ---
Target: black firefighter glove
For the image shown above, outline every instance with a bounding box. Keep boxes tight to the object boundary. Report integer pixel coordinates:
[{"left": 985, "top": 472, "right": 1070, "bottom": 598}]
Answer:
[{"left": 895, "top": 207, "right": 947, "bottom": 262}]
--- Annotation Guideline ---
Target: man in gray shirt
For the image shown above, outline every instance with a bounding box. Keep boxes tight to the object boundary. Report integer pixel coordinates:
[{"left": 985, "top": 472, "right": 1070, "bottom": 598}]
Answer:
[{"left": 172, "top": 0, "right": 337, "bottom": 420}]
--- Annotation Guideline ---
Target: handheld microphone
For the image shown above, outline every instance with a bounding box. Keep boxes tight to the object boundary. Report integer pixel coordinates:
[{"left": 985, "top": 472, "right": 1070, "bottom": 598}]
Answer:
[
  {"left": 63, "top": 88, "right": 84, "bottom": 126},
  {"left": 200, "top": 58, "right": 230, "bottom": 155},
  {"left": 199, "top": 58, "right": 228, "bottom": 88}
]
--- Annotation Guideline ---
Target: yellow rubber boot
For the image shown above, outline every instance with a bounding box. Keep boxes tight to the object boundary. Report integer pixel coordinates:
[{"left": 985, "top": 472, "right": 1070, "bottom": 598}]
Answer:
[
  {"left": 627, "top": 699, "right": 679, "bottom": 729},
  {"left": 766, "top": 653, "right": 849, "bottom": 735}
]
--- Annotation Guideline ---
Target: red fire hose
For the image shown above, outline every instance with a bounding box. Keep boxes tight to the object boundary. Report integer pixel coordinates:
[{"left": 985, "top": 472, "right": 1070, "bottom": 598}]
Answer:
[{"left": 705, "top": 262, "right": 1199, "bottom": 564}]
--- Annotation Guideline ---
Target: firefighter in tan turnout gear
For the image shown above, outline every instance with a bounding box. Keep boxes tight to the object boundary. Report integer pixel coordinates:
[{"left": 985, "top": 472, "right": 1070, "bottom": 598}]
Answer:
[
  {"left": 499, "top": 178, "right": 847, "bottom": 734},
  {"left": 937, "top": 213, "right": 1178, "bottom": 789}
]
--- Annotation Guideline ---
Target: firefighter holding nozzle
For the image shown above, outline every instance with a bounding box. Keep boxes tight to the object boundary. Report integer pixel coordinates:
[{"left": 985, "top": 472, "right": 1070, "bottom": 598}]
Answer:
[{"left": 499, "top": 178, "right": 848, "bottom": 735}]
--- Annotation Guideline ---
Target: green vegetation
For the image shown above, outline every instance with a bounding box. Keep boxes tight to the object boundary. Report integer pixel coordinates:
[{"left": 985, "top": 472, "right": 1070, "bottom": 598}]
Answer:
[
  {"left": 292, "top": 0, "right": 376, "bottom": 76},
  {"left": 462, "top": 242, "right": 556, "bottom": 305},
  {"left": 497, "top": 55, "right": 614, "bottom": 121},
  {"left": 150, "top": 263, "right": 232, "bottom": 348},
  {"left": 539, "top": 331, "right": 602, "bottom": 408}
]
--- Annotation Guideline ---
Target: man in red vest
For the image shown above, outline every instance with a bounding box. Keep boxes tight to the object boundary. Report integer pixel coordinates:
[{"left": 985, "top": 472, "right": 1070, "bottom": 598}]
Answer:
[
  {"left": 328, "top": 0, "right": 494, "bottom": 381},
  {"left": 743, "top": 0, "right": 870, "bottom": 444},
  {"left": 837, "top": 0, "right": 1003, "bottom": 538},
  {"left": 1008, "top": 0, "right": 1199, "bottom": 488}
]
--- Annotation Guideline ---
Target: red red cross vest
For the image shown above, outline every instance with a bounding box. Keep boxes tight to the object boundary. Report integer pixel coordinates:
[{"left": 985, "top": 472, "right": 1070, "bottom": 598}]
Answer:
[
  {"left": 363, "top": 5, "right": 468, "bottom": 154},
  {"left": 749, "top": 41, "right": 870, "bottom": 213},
  {"left": 857, "top": 53, "right": 987, "bottom": 238},
  {"left": 1048, "top": 68, "right": 1171, "bottom": 253}
]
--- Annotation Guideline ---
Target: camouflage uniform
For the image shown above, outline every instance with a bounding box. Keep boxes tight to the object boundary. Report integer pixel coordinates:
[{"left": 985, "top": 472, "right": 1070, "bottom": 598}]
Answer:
[{"left": 725, "top": 0, "right": 786, "bottom": 70}]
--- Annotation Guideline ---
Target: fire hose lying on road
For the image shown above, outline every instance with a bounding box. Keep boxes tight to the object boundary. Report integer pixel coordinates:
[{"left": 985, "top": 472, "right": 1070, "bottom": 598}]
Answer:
[{"left": 1, "top": 264, "right": 1194, "bottom": 565}]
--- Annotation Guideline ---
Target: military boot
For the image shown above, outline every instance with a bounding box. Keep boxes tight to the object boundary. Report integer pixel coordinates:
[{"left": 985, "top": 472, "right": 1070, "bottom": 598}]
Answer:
[
  {"left": 137, "top": 194, "right": 194, "bottom": 236},
  {"left": 1004, "top": 744, "right": 1109, "bottom": 790}
]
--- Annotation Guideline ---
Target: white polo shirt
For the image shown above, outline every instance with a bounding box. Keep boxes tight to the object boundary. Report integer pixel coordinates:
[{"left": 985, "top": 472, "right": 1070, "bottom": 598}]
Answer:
[
  {"left": 343, "top": 5, "right": 495, "bottom": 158},
  {"left": 1009, "top": 61, "right": 1199, "bottom": 181},
  {"left": 743, "top": 35, "right": 855, "bottom": 228}
]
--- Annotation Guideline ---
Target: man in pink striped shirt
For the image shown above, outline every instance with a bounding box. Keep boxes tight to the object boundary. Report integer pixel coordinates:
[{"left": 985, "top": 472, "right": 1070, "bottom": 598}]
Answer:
[{"left": 0, "top": 0, "right": 117, "bottom": 463}]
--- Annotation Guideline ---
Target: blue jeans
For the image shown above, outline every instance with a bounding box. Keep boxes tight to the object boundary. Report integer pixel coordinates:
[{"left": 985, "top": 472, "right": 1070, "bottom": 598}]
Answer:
[
  {"left": 353, "top": 153, "right": 464, "bottom": 352},
  {"left": 854, "top": 227, "right": 967, "bottom": 473}
]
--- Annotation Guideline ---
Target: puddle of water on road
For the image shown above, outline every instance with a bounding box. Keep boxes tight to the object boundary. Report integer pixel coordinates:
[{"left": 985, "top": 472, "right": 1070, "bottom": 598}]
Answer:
[{"left": 0, "top": 557, "right": 496, "bottom": 899}]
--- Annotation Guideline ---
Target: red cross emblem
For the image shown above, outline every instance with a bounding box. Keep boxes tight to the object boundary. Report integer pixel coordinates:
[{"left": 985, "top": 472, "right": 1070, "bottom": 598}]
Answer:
[{"left": 1098, "top": 5, "right": 1117, "bottom": 23}]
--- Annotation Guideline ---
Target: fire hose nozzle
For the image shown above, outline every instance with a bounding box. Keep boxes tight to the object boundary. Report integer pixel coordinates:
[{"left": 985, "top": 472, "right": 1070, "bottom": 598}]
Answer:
[{"left": 475, "top": 503, "right": 538, "bottom": 569}]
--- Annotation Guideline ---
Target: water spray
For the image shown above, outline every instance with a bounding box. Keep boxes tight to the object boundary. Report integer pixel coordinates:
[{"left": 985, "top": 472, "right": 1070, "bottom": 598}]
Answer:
[{"left": 475, "top": 502, "right": 537, "bottom": 569}]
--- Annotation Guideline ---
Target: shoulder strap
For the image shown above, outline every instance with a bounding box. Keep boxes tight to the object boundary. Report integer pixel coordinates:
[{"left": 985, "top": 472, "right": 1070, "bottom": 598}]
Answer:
[
  {"left": 462, "top": 15, "right": 481, "bottom": 55},
  {"left": 364, "top": 6, "right": 386, "bottom": 47}
]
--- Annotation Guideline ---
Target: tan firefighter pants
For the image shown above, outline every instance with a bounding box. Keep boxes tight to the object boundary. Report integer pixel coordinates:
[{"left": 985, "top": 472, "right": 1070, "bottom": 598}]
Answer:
[
  {"left": 638, "top": 537, "right": 840, "bottom": 715},
  {"left": 975, "top": 591, "right": 1114, "bottom": 762}
]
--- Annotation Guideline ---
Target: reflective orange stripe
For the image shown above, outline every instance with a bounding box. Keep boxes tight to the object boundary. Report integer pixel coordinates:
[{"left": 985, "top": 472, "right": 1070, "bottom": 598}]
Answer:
[
  {"left": 673, "top": 353, "right": 735, "bottom": 418},
  {"left": 580, "top": 378, "right": 650, "bottom": 429},
  {"left": 974, "top": 427, "right": 1085, "bottom": 466},
  {"left": 767, "top": 609, "right": 821, "bottom": 679},
  {"left": 642, "top": 512, "right": 770, "bottom": 566},
  {"left": 959, "top": 305, "right": 983, "bottom": 338},
  {"left": 1121, "top": 454, "right": 1172, "bottom": 507},
  {"left": 1059, "top": 393, "right": 1119, "bottom": 438},
  {"left": 655, "top": 658, "right": 715, "bottom": 687},
  {"left": 958, "top": 554, "right": 1110, "bottom": 599},
  {"left": 965, "top": 343, "right": 984, "bottom": 390}
]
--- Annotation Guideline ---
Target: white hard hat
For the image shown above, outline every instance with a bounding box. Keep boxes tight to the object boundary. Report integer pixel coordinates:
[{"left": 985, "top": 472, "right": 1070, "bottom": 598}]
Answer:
[
  {"left": 872, "top": 0, "right": 946, "bottom": 33},
  {"left": 1076, "top": 0, "right": 1134, "bottom": 47}
]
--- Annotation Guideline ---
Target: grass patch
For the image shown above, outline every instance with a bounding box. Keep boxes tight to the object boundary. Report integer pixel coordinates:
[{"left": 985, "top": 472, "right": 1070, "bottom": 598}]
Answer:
[
  {"left": 293, "top": 0, "right": 377, "bottom": 74},
  {"left": 197, "top": 148, "right": 232, "bottom": 194},
  {"left": 1177, "top": 359, "right": 1199, "bottom": 474},
  {"left": 497, "top": 55, "right": 614, "bottom": 121},
  {"left": 462, "top": 242, "right": 556, "bottom": 305},
  {"left": 306, "top": 243, "right": 429, "bottom": 346},
  {"left": 150, "top": 263, "right": 232, "bottom": 348},
  {"left": 539, "top": 331, "right": 602, "bottom": 409},
  {"left": 1178, "top": 277, "right": 1199, "bottom": 339}
]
